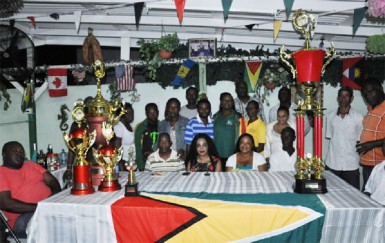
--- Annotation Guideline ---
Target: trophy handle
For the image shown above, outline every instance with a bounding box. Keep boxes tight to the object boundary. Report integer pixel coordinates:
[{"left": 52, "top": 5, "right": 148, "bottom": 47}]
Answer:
[
  {"left": 116, "top": 146, "right": 123, "bottom": 162},
  {"left": 63, "top": 132, "right": 76, "bottom": 153},
  {"left": 280, "top": 45, "right": 296, "bottom": 79},
  {"left": 321, "top": 42, "right": 335, "bottom": 77}
]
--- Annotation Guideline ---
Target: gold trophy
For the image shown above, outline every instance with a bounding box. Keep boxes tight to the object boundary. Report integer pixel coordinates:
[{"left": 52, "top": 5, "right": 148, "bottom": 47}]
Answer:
[
  {"left": 124, "top": 147, "right": 139, "bottom": 196},
  {"left": 280, "top": 10, "right": 333, "bottom": 194},
  {"left": 63, "top": 99, "right": 96, "bottom": 195},
  {"left": 84, "top": 60, "right": 126, "bottom": 187},
  {"left": 93, "top": 122, "right": 122, "bottom": 192}
]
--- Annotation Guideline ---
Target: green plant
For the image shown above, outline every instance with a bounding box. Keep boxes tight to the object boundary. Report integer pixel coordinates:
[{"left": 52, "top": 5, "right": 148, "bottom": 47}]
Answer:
[
  {"left": 366, "top": 34, "right": 385, "bottom": 54},
  {"left": 137, "top": 39, "right": 162, "bottom": 80},
  {"left": 158, "top": 33, "right": 180, "bottom": 52}
]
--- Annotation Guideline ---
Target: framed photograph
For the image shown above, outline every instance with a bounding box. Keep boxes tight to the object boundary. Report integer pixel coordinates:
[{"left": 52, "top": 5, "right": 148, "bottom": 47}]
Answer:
[{"left": 188, "top": 38, "right": 217, "bottom": 59}]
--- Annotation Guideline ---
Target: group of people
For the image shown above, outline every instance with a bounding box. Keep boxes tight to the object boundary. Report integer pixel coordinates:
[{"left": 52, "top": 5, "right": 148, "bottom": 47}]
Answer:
[{"left": 2, "top": 78, "right": 385, "bottom": 240}]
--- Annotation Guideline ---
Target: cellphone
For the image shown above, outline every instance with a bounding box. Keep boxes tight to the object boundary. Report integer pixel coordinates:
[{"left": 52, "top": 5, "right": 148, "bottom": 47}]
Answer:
[{"left": 182, "top": 172, "right": 190, "bottom": 176}]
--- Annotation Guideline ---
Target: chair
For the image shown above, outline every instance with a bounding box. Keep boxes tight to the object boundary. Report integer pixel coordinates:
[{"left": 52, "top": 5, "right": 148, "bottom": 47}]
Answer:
[{"left": 0, "top": 210, "right": 20, "bottom": 243}]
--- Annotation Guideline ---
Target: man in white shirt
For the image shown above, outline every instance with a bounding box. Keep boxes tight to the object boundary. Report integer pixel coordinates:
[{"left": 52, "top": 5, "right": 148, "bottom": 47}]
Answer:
[
  {"left": 234, "top": 81, "right": 266, "bottom": 122},
  {"left": 269, "top": 86, "right": 310, "bottom": 135},
  {"left": 180, "top": 87, "right": 198, "bottom": 119},
  {"left": 325, "top": 86, "right": 363, "bottom": 189},
  {"left": 364, "top": 160, "right": 385, "bottom": 206}
]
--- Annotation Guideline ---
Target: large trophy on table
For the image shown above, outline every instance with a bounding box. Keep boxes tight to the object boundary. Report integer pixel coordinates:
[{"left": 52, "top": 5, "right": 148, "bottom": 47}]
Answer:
[
  {"left": 280, "top": 10, "right": 335, "bottom": 194},
  {"left": 63, "top": 99, "right": 96, "bottom": 195},
  {"left": 93, "top": 122, "right": 123, "bottom": 192},
  {"left": 84, "top": 60, "right": 125, "bottom": 186}
]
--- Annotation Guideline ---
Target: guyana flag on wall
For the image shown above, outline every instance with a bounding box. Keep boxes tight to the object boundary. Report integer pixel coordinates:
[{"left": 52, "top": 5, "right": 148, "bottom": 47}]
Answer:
[{"left": 244, "top": 61, "right": 263, "bottom": 92}]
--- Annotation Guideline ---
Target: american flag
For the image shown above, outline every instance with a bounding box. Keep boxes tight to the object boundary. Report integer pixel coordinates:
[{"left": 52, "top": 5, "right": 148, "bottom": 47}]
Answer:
[{"left": 115, "top": 64, "right": 135, "bottom": 92}]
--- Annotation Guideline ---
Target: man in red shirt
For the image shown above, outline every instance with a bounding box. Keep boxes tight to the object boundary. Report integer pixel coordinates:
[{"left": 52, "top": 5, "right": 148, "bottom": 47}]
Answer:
[{"left": 0, "top": 141, "right": 61, "bottom": 238}]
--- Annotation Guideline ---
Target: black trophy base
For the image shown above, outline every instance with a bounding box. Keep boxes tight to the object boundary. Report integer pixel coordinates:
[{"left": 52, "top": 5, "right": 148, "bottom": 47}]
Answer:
[
  {"left": 125, "top": 183, "right": 139, "bottom": 197},
  {"left": 294, "top": 177, "right": 327, "bottom": 194}
]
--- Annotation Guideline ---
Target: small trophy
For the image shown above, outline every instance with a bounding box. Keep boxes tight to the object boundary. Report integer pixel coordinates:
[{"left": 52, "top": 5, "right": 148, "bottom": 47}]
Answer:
[
  {"left": 63, "top": 126, "right": 96, "bottom": 196},
  {"left": 294, "top": 153, "right": 327, "bottom": 194},
  {"left": 93, "top": 122, "right": 122, "bottom": 192},
  {"left": 125, "top": 162, "right": 139, "bottom": 196}
]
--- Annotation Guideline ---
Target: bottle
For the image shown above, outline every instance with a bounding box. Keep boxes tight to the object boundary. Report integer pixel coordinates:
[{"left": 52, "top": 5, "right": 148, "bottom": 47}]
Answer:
[
  {"left": 31, "top": 143, "right": 38, "bottom": 162},
  {"left": 37, "top": 150, "right": 45, "bottom": 168},
  {"left": 60, "top": 149, "right": 67, "bottom": 166},
  {"left": 45, "top": 144, "right": 53, "bottom": 170}
]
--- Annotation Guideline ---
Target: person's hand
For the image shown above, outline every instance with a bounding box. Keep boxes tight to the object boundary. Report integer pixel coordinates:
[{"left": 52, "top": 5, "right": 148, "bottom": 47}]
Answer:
[
  {"left": 177, "top": 149, "right": 185, "bottom": 161},
  {"left": 62, "top": 168, "right": 73, "bottom": 182},
  {"left": 356, "top": 140, "right": 381, "bottom": 154}
]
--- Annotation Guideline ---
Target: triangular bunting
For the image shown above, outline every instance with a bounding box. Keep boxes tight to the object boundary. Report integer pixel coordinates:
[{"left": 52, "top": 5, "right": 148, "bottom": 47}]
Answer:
[
  {"left": 342, "top": 57, "right": 365, "bottom": 90},
  {"left": 134, "top": 2, "right": 144, "bottom": 30},
  {"left": 222, "top": 0, "right": 233, "bottom": 22},
  {"left": 273, "top": 20, "right": 282, "bottom": 43},
  {"left": 174, "top": 0, "right": 186, "bottom": 24},
  {"left": 244, "top": 61, "right": 263, "bottom": 92},
  {"left": 353, "top": 7, "right": 367, "bottom": 36},
  {"left": 27, "top": 16, "right": 36, "bottom": 28},
  {"left": 283, "top": 0, "right": 294, "bottom": 20},
  {"left": 74, "top": 11, "right": 82, "bottom": 33}
]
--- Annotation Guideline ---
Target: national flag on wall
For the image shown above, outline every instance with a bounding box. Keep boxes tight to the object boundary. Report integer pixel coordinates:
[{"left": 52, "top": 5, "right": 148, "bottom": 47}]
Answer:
[
  {"left": 172, "top": 59, "right": 196, "bottom": 88},
  {"left": 115, "top": 64, "right": 135, "bottom": 92},
  {"left": 48, "top": 68, "right": 68, "bottom": 97},
  {"left": 21, "top": 82, "right": 34, "bottom": 112},
  {"left": 342, "top": 57, "right": 365, "bottom": 90},
  {"left": 244, "top": 61, "right": 263, "bottom": 92}
]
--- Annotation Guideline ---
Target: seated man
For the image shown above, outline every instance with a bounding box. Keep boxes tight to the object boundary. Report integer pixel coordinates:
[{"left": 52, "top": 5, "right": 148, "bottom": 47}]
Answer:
[
  {"left": 145, "top": 133, "right": 185, "bottom": 172},
  {"left": 0, "top": 141, "right": 61, "bottom": 238},
  {"left": 364, "top": 159, "right": 385, "bottom": 206}
]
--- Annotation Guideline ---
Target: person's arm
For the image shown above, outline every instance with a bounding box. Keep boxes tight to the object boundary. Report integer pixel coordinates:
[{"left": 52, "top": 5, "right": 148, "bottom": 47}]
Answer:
[
  {"left": 215, "top": 158, "right": 222, "bottom": 172},
  {"left": 258, "top": 163, "right": 267, "bottom": 172},
  {"left": 43, "top": 172, "right": 61, "bottom": 195},
  {"left": 177, "top": 149, "right": 185, "bottom": 161},
  {"left": 256, "top": 143, "right": 265, "bottom": 153},
  {"left": 186, "top": 161, "right": 192, "bottom": 171},
  {"left": 0, "top": 191, "right": 37, "bottom": 214},
  {"left": 356, "top": 139, "right": 384, "bottom": 155},
  {"left": 134, "top": 123, "right": 145, "bottom": 171}
]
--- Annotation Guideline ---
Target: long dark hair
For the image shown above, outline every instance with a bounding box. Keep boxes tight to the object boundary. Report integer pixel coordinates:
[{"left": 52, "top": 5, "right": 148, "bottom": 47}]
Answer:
[
  {"left": 235, "top": 133, "right": 256, "bottom": 153},
  {"left": 186, "top": 133, "right": 219, "bottom": 167}
]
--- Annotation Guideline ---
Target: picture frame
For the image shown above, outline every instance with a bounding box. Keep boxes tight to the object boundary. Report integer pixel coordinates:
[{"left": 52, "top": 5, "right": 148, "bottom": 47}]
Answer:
[{"left": 188, "top": 38, "right": 217, "bottom": 59}]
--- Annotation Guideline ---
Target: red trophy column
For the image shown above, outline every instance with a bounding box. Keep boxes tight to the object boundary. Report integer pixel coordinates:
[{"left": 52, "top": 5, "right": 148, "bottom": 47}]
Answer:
[
  {"left": 296, "top": 111, "right": 305, "bottom": 159},
  {"left": 314, "top": 110, "right": 323, "bottom": 159}
]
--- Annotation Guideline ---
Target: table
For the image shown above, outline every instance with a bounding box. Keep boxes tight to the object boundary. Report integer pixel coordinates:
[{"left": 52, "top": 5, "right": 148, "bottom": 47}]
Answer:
[{"left": 27, "top": 171, "right": 385, "bottom": 243}]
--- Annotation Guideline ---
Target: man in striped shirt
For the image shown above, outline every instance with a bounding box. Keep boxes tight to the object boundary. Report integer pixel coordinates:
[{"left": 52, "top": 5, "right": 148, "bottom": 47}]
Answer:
[
  {"left": 145, "top": 133, "right": 185, "bottom": 172},
  {"left": 184, "top": 99, "right": 214, "bottom": 155}
]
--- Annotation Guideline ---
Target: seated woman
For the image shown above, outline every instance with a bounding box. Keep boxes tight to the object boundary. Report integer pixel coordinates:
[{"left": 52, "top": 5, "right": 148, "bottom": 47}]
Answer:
[
  {"left": 269, "top": 127, "right": 297, "bottom": 171},
  {"left": 145, "top": 133, "right": 185, "bottom": 172},
  {"left": 265, "top": 106, "right": 296, "bottom": 169},
  {"left": 226, "top": 133, "right": 267, "bottom": 171},
  {"left": 186, "top": 133, "right": 222, "bottom": 172}
]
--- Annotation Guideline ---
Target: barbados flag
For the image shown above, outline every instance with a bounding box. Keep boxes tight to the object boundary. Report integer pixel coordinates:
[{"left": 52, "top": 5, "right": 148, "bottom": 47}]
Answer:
[
  {"left": 342, "top": 57, "right": 365, "bottom": 90},
  {"left": 244, "top": 61, "right": 263, "bottom": 92},
  {"left": 172, "top": 59, "right": 196, "bottom": 88}
]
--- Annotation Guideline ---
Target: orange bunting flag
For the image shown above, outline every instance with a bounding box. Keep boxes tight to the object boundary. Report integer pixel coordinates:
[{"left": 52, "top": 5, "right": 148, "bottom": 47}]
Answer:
[
  {"left": 27, "top": 16, "right": 36, "bottom": 28},
  {"left": 273, "top": 20, "right": 282, "bottom": 43},
  {"left": 174, "top": 0, "right": 186, "bottom": 24}
]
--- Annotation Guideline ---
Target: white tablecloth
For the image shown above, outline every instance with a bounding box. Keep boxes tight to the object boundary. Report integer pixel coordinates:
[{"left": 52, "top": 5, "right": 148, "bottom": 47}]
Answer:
[{"left": 27, "top": 171, "right": 385, "bottom": 243}]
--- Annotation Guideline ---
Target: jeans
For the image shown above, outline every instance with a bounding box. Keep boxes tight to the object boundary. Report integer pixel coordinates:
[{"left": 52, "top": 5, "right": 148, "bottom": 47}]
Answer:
[{"left": 13, "top": 212, "right": 34, "bottom": 239}]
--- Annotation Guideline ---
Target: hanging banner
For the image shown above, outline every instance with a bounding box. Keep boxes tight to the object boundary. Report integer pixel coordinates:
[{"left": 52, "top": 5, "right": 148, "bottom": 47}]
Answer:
[
  {"left": 172, "top": 59, "right": 196, "bottom": 88},
  {"left": 134, "top": 2, "right": 144, "bottom": 30},
  {"left": 342, "top": 57, "right": 365, "bottom": 90},
  {"left": 221, "top": 0, "right": 233, "bottom": 22},
  {"left": 174, "top": 0, "right": 186, "bottom": 24},
  {"left": 353, "top": 7, "right": 367, "bottom": 35},
  {"left": 273, "top": 20, "right": 282, "bottom": 43},
  {"left": 198, "top": 63, "right": 207, "bottom": 94},
  {"left": 283, "top": 0, "right": 294, "bottom": 20},
  {"left": 48, "top": 68, "right": 68, "bottom": 97},
  {"left": 244, "top": 61, "right": 263, "bottom": 92},
  {"left": 115, "top": 64, "right": 135, "bottom": 92}
]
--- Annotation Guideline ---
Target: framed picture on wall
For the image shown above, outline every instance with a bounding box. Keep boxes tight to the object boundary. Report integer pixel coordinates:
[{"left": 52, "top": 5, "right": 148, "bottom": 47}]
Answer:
[{"left": 188, "top": 38, "right": 217, "bottom": 59}]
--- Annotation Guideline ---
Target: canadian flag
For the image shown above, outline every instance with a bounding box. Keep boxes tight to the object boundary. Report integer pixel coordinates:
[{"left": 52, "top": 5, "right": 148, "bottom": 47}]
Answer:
[{"left": 48, "top": 68, "right": 68, "bottom": 97}]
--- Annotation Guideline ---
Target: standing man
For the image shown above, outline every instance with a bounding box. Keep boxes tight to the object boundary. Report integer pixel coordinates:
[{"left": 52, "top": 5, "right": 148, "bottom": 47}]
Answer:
[
  {"left": 356, "top": 78, "right": 385, "bottom": 190},
  {"left": 158, "top": 98, "right": 189, "bottom": 161},
  {"left": 180, "top": 86, "right": 198, "bottom": 119},
  {"left": 269, "top": 86, "right": 310, "bottom": 135},
  {"left": 184, "top": 99, "right": 214, "bottom": 154},
  {"left": 234, "top": 81, "right": 266, "bottom": 122},
  {"left": 325, "top": 86, "right": 363, "bottom": 189},
  {"left": 134, "top": 103, "right": 159, "bottom": 171},
  {"left": 145, "top": 133, "right": 185, "bottom": 172},
  {"left": 0, "top": 141, "right": 61, "bottom": 238}
]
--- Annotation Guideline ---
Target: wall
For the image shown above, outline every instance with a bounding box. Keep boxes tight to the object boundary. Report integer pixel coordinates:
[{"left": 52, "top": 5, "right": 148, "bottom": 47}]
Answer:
[{"left": 0, "top": 81, "right": 370, "bottom": 165}]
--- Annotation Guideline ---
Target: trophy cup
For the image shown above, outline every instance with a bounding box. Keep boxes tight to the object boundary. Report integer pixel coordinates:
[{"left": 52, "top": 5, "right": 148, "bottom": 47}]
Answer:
[
  {"left": 280, "top": 10, "right": 334, "bottom": 194},
  {"left": 63, "top": 99, "right": 96, "bottom": 195},
  {"left": 84, "top": 60, "right": 126, "bottom": 186},
  {"left": 93, "top": 122, "right": 122, "bottom": 192},
  {"left": 124, "top": 148, "right": 139, "bottom": 196}
]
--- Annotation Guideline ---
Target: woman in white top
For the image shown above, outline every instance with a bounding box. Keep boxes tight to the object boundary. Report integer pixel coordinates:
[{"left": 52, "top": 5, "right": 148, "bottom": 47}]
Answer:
[
  {"left": 113, "top": 103, "right": 135, "bottom": 170},
  {"left": 226, "top": 133, "right": 267, "bottom": 171},
  {"left": 265, "top": 106, "right": 296, "bottom": 171}
]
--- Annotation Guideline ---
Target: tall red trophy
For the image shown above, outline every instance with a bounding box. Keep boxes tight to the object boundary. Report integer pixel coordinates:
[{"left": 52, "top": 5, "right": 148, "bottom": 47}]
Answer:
[
  {"left": 63, "top": 100, "right": 96, "bottom": 195},
  {"left": 280, "top": 10, "right": 335, "bottom": 194}
]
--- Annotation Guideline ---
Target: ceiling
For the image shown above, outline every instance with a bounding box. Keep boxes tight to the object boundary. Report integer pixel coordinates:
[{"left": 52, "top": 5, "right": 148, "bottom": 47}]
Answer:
[{"left": 1, "top": 0, "right": 385, "bottom": 59}]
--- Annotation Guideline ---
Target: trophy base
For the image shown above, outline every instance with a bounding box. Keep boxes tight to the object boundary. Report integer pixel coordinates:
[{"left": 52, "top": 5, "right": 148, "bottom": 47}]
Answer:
[
  {"left": 91, "top": 164, "right": 105, "bottom": 187},
  {"left": 71, "top": 165, "right": 95, "bottom": 196},
  {"left": 294, "top": 177, "right": 327, "bottom": 194},
  {"left": 98, "top": 179, "right": 121, "bottom": 192},
  {"left": 125, "top": 183, "right": 139, "bottom": 197}
]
